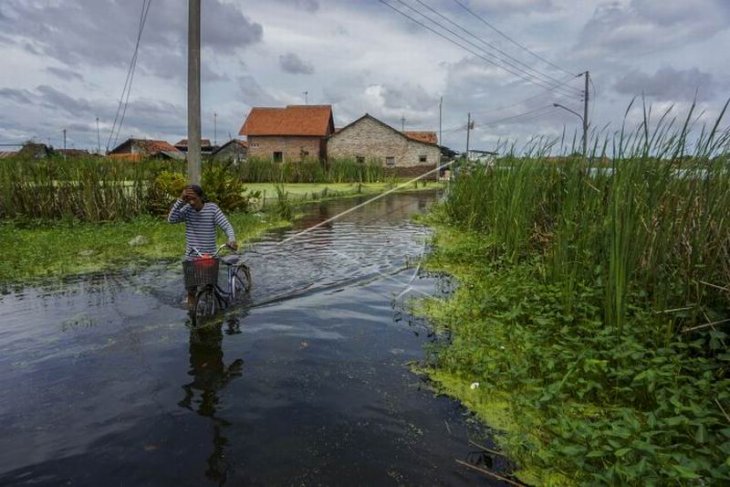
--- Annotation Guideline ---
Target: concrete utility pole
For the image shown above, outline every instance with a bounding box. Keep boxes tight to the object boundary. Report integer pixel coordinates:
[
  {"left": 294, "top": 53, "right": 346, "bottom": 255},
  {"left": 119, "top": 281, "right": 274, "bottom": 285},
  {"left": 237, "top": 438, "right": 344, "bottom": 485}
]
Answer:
[
  {"left": 96, "top": 117, "right": 101, "bottom": 154},
  {"left": 439, "top": 96, "right": 442, "bottom": 145},
  {"left": 401, "top": 115, "right": 406, "bottom": 132},
  {"left": 303, "top": 91, "right": 308, "bottom": 104},
  {"left": 465, "top": 113, "right": 471, "bottom": 158},
  {"left": 187, "top": 0, "right": 202, "bottom": 185},
  {"left": 63, "top": 128, "right": 67, "bottom": 160},
  {"left": 583, "top": 70, "right": 590, "bottom": 158},
  {"left": 552, "top": 71, "right": 590, "bottom": 158},
  {"left": 214, "top": 112, "right": 217, "bottom": 146}
]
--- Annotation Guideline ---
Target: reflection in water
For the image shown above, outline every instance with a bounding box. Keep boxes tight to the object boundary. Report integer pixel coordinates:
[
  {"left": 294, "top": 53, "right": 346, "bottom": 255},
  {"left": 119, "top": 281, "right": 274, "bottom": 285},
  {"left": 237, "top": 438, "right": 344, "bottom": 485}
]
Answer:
[{"left": 178, "top": 318, "right": 244, "bottom": 486}]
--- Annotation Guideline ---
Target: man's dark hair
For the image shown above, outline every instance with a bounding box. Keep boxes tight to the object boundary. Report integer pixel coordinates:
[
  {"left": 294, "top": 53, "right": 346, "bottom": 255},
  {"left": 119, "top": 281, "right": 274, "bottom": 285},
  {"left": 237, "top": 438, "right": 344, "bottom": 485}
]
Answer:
[{"left": 185, "top": 184, "right": 206, "bottom": 201}]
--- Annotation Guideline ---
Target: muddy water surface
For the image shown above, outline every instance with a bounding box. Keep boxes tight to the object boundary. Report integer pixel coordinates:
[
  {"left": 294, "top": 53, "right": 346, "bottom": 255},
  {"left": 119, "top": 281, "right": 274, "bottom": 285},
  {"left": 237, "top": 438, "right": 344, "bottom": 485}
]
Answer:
[{"left": 0, "top": 192, "right": 503, "bottom": 486}]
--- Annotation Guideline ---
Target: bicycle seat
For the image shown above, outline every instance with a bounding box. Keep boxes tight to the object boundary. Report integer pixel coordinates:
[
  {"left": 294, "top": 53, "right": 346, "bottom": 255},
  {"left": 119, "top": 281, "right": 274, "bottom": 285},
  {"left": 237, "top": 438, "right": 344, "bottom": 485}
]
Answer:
[{"left": 221, "top": 255, "right": 246, "bottom": 266}]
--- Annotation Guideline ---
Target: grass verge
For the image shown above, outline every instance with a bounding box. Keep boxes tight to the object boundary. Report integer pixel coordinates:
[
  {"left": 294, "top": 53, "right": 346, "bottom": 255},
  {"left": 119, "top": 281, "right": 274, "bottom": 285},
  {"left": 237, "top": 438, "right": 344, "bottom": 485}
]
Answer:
[
  {"left": 0, "top": 212, "right": 288, "bottom": 286},
  {"left": 415, "top": 219, "right": 729, "bottom": 485}
]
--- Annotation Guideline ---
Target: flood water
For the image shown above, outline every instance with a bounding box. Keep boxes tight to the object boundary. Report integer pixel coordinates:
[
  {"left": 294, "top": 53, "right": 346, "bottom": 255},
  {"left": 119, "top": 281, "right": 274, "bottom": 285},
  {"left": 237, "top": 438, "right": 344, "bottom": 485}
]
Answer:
[{"left": 1, "top": 192, "right": 504, "bottom": 486}]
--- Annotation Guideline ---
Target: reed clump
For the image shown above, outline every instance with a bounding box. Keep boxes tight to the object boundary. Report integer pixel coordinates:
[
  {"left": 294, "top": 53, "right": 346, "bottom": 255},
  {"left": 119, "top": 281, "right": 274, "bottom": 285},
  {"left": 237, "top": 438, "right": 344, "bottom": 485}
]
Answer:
[
  {"left": 425, "top": 101, "right": 730, "bottom": 484},
  {"left": 233, "top": 157, "right": 384, "bottom": 183}
]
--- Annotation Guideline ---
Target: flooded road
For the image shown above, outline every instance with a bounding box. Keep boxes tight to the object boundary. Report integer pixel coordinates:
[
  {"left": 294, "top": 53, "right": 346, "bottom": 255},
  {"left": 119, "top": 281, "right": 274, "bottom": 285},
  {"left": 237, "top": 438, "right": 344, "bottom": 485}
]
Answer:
[{"left": 1, "top": 192, "right": 502, "bottom": 486}]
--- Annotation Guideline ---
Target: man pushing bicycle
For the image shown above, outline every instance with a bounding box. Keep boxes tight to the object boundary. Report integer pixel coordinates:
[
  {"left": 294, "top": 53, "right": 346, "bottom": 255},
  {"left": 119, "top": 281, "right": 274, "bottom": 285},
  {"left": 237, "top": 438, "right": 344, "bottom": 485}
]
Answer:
[{"left": 168, "top": 184, "right": 238, "bottom": 307}]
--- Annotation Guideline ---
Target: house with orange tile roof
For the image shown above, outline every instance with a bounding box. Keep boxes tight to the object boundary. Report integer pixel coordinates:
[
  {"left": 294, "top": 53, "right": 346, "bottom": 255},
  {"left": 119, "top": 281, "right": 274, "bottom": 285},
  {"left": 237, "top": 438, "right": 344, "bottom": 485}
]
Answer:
[
  {"left": 107, "top": 138, "right": 185, "bottom": 161},
  {"left": 327, "top": 114, "right": 441, "bottom": 179},
  {"left": 239, "top": 105, "right": 335, "bottom": 162}
]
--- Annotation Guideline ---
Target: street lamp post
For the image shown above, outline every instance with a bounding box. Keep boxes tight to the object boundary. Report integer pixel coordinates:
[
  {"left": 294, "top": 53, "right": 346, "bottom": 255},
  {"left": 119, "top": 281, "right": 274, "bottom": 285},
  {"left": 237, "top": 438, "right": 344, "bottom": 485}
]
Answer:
[{"left": 553, "top": 103, "right": 587, "bottom": 158}]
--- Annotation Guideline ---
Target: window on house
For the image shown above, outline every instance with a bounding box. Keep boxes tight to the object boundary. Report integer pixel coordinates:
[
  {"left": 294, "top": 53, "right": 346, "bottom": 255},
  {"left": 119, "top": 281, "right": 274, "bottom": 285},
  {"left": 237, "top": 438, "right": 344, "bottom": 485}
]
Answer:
[
  {"left": 273, "top": 151, "right": 283, "bottom": 163},
  {"left": 251, "top": 142, "right": 259, "bottom": 148},
  {"left": 419, "top": 155, "right": 427, "bottom": 163},
  {"left": 385, "top": 156, "right": 395, "bottom": 166},
  {"left": 356, "top": 156, "right": 365, "bottom": 164}
]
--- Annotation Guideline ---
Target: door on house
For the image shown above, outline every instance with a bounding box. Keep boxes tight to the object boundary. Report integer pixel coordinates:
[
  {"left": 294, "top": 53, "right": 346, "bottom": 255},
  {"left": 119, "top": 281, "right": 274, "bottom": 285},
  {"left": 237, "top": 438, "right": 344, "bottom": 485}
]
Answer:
[{"left": 273, "top": 151, "right": 283, "bottom": 163}]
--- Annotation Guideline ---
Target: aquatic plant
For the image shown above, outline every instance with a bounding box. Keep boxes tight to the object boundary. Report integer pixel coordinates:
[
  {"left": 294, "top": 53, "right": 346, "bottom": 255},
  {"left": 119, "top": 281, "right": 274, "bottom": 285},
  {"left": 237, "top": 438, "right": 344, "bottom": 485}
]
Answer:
[{"left": 424, "top": 101, "right": 730, "bottom": 484}]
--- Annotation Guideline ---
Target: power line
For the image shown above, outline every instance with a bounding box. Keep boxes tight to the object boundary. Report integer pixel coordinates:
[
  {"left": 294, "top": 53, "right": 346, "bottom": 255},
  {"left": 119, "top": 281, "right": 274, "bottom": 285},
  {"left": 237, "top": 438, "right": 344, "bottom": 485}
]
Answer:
[
  {"left": 451, "top": 0, "right": 576, "bottom": 77},
  {"left": 106, "top": 0, "right": 152, "bottom": 152},
  {"left": 441, "top": 105, "right": 559, "bottom": 136},
  {"left": 467, "top": 75, "right": 582, "bottom": 119},
  {"left": 409, "top": 0, "right": 582, "bottom": 96},
  {"left": 474, "top": 105, "right": 557, "bottom": 128},
  {"left": 379, "top": 0, "right": 581, "bottom": 98}
]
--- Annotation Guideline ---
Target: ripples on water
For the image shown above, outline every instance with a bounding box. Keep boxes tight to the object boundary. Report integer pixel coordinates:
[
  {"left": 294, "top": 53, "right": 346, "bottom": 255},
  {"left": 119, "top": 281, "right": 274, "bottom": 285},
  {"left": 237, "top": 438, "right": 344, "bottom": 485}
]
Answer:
[{"left": 0, "top": 192, "right": 506, "bottom": 486}]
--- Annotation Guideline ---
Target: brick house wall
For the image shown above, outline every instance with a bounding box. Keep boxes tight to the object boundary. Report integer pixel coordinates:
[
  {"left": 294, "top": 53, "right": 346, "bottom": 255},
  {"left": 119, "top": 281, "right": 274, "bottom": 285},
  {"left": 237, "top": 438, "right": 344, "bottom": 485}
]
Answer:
[
  {"left": 247, "top": 136, "right": 324, "bottom": 161},
  {"left": 327, "top": 116, "right": 440, "bottom": 178}
]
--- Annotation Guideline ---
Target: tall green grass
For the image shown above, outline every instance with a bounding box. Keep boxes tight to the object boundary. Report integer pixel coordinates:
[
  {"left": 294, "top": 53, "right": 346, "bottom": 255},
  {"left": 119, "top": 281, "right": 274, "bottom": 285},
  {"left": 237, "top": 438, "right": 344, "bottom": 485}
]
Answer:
[
  {"left": 233, "top": 157, "right": 385, "bottom": 183},
  {"left": 0, "top": 156, "right": 387, "bottom": 222},
  {"left": 431, "top": 101, "right": 730, "bottom": 483},
  {"left": 0, "top": 156, "right": 183, "bottom": 222},
  {"left": 445, "top": 101, "right": 730, "bottom": 331}
]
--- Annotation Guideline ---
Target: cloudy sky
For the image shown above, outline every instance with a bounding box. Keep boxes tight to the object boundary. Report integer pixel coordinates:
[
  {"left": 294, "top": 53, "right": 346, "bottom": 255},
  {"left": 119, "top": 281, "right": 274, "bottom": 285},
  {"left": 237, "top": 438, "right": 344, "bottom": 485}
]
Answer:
[{"left": 0, "top": 0, "right": 728, "bottom": 153}]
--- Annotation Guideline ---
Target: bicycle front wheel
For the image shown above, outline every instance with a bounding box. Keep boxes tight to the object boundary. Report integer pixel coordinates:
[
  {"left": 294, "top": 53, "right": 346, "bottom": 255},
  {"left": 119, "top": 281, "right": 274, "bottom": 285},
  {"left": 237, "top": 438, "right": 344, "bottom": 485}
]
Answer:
[
  {"left": 192, "top": 285, "right": 223, "bottom": 325},
  {"left": 231, "top": 264, "right": 252, "bottom": 299}
]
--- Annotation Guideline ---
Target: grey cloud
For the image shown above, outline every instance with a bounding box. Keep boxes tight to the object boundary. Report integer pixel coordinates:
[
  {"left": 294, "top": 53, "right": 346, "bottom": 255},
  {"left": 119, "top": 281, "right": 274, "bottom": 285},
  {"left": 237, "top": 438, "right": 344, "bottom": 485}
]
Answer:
[
  {"left": 614, "top": 66, "right": 715, "bottom": 101},
  {"left": 0, "top": 0, "right": 262, "bottom": 73},
  {"left": 238, "top": 76, "right": 279, "bottom": 106},
  {"left": 272, "top": 0, "right": 320, "bottom": 13},
  {"left": 0, "top": 84, "right": 187, "bottom": 149},
  {"left": 36, "top": 85, "right": 93, "bottom": 115},
  {"left": 380, "top": 83, "right": 437, "bottom": 112},
  {"left": 46, "top": 66, "right": 84, "bottom": 82},
  {"left": 279, "top": 53, "right": 314, "bottom": 75},
  {"left": 0, "top": 88, "right": 33, "bottom": 105},
  {"left": 576, "top": 0, "right": 730, "bottom": 58},
  {"left": 467, "top": 0, "right": 556, "bottom": 15}
]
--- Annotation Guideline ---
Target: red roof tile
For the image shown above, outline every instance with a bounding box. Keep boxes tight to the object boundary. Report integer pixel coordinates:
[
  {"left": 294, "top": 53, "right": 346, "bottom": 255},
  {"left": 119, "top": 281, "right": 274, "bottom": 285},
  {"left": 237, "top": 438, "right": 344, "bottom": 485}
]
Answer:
[
  {"left": 240, "top": 105, "right": 334, "bottom": 137},
  {"left": 137, "top": 139, "right": 180, "bottom": 154},
  {"left": 404, "top": 131, "right": 438, "bottom": 144},
  {"left": 108, "top": 138, "right": 182, "bottom": 156}
]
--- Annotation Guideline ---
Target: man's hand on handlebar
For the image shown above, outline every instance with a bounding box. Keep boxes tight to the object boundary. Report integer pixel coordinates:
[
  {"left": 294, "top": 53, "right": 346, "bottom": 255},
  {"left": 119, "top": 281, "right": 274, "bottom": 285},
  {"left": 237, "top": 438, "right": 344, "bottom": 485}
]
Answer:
[{"left": 226, "top": 240, "right": 238, "bottom": 251}]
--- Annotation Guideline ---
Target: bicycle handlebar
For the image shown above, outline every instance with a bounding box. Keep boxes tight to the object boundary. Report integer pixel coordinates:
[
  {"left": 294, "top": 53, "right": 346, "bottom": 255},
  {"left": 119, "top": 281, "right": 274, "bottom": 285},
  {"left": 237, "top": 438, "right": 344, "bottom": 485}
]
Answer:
[{"left": 188, "top": 243, "right": 236, "bottom": 259}]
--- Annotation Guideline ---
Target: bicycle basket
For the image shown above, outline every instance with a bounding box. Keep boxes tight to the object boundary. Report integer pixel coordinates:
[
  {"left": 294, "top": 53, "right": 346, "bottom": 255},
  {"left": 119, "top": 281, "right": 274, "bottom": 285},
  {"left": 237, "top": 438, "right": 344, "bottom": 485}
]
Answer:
[{"left": 183, "top": 257, "right": 220, "bottom": 288}]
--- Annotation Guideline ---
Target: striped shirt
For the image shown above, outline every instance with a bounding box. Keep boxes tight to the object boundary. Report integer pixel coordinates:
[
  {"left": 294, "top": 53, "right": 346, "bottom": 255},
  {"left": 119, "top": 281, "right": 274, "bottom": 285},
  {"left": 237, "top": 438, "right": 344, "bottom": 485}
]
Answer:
[{"left": 168, "top": 199, "right": 236, "bottom": 257}]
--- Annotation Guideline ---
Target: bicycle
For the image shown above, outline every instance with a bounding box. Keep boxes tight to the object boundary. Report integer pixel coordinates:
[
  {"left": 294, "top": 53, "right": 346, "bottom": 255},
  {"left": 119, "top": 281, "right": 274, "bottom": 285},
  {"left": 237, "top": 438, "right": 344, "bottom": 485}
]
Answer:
[{"left": 183, "top": 243, "right": 252, "bottom": 325}]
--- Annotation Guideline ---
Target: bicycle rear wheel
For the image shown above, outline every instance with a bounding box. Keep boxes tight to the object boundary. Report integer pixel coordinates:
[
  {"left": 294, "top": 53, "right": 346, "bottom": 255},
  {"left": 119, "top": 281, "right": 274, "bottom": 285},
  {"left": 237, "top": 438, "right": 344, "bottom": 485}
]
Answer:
[
  {"left": 231, "top": 264, "right": 252, "bottom": 299},
  {"left": 191, "top": 285, "right": 224, "bottom": 325}
]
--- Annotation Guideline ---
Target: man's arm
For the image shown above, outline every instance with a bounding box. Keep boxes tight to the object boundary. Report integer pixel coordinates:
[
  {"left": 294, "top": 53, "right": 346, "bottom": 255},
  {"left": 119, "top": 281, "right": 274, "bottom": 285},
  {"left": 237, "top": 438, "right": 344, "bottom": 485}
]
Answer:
[
  {"left": 167, "top": 189, "right": 190, "bottom": 223},
  {"left": 167, "top": 198, "right": 189, "bottom": 223},
  {"left": 214, "top": 206, "right": 237, "bottom": 248}
]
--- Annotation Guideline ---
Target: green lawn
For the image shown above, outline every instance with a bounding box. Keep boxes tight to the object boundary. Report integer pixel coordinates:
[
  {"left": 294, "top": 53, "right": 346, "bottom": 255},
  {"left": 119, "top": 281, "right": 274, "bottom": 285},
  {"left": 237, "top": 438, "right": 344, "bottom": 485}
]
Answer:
[{"left": 0, "top": 212, "right": 288, "bottom": 286}]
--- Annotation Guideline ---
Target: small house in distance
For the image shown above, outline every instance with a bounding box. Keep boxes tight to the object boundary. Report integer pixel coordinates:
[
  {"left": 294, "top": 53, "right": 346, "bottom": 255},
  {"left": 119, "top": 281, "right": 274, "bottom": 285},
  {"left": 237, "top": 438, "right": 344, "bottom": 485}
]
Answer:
[
  {"left": 174, "top": 138, "right": 215, "bottom": 155},
  {"left": 107, "top": 138, "right": 185, "bottom": 161},
  {"left": 327, "top": 114, "right": 440, "bottom": 178},
  {"left": 211, "top": 139, "right": 247, "bottom": 163},
  {"left": 239, "top": 105, "right": 335, "bottom": 162}
]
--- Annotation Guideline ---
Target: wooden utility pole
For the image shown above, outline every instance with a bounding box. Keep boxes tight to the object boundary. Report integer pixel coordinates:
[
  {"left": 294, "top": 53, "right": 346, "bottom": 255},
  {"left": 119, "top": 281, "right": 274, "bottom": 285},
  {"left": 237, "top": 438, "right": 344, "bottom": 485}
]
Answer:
[
  {"left": 63, "top": 128, "right": 67, "bottom": 161},
  {"left": 582, "top": 71, "right": 590, "bottom": 158},
  {"left": 96, "top": 117, "right": 101, "bottom": 154},
  {"left": 401, "top": 115, "right": 406, "bottom": 132},
  {"left": 187, "top": 0, "right": 201, "bottom": 185},
  {"left": 213, "top": 112, "right": 217, "bottom": 147}
]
